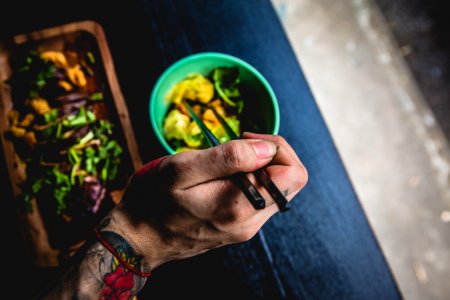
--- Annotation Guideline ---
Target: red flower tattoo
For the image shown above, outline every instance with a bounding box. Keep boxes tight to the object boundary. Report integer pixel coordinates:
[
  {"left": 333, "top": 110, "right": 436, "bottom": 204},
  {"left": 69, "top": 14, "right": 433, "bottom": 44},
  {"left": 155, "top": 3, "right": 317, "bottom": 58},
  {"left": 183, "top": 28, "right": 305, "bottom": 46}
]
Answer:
[
  {"left": 100, "top": 264, "right": 134, "bottom": 300},
  {"left": 97, "top": 229, "right": 147, "bottom": 299}
]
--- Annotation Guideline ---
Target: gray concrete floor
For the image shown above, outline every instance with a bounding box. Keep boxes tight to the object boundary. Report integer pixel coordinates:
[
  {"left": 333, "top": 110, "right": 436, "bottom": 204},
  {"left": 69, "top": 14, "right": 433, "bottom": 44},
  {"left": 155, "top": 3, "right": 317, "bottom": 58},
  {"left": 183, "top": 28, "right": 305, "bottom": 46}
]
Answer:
[{"left": 272, "top": 0, "right": 450, "bottom": 299}]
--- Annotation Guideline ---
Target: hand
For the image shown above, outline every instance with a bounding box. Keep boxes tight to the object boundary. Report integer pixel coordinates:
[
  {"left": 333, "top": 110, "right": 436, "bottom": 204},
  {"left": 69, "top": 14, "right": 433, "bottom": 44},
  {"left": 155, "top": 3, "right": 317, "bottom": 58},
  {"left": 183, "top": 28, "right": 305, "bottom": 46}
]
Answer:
[{"left": 105, "top": 133, "right": 308, "bottom": 272}]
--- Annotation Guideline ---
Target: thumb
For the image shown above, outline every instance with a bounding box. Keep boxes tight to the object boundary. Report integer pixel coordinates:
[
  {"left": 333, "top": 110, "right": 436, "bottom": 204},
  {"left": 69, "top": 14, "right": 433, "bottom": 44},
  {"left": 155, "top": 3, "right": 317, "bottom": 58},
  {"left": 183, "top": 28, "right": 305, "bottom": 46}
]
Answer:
[{"left": 161, "top": 139, "right": 277, "bottom": 189}]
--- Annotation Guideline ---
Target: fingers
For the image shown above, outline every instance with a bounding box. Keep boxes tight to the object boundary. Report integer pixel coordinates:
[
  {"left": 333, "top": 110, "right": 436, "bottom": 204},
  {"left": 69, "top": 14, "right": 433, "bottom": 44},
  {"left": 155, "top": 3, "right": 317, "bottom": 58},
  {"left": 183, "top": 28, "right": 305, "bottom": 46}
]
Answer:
[
  {"left": 242, "top": 132, "right": 301, "bottom": 164},
  {"left": 160, "top": 133, "right": 307, "bottom": 246},
  {"left": 262, "top": 164, "right": 308, "bottom": 200},
  {"left": 243, "top": 132, "right": 308, "bottom": 198},
  {"left": 204, "top": 182, "right": 281, "bottom": 244},
  {"left": 175, "top": 133, "right": 307, "bottom": 219},
  {"left": 160, "top": 139, "right": 277, "bottom": 189},
  {"left": 180, "top": 175, "right": 270, "bottom": 220},
  {"left": 181, "top": 179, "right": 279, "bottom": 243}
]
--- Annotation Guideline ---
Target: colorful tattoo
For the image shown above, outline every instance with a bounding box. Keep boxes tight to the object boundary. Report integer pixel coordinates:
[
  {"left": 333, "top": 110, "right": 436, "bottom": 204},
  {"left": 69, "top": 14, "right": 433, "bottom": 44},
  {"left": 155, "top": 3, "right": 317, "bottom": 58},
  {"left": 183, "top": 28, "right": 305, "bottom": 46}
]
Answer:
[
  {"left": 41, "top": 216, "right": 148, "bottom": 299},
  {"left": 99, "top": 231, "right": 146, "bottom": 299}
]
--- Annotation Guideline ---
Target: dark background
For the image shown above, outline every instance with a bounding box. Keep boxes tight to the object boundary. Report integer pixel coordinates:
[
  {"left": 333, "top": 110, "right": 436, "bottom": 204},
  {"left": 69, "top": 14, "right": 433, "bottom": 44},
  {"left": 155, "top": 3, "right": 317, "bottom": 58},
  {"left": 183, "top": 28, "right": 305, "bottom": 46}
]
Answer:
[{"left": 376, "top": 0, "right": 450, "bottom": 141}]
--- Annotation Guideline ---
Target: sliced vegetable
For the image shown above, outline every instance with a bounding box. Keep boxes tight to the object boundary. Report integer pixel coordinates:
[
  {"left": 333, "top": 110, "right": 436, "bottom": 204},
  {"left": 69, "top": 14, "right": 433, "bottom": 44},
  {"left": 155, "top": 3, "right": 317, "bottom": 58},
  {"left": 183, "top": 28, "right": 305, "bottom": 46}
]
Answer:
[
  {"left": 90, "top": 92, "right": 103, "bottom": 101},
  {"left": 30, "top": 98, "right": 51, "bottom": 115},
  {"left": 5, "top": 48, "right": 123, "bottom": 218},
  {"left": 167, "top": 74, "right": 214, "bottom": 104},
  {"left": 183, "top": 122, "right": 204, "bottom": 148},
  {"left": 211, "top": 67, "right": 242, "bottom": 110},
  {"left": 163, "top": 109, "right": 190, "bottom": 140},
  {"left": 163, "top": 66, "right": 244, "bottom": 153}
]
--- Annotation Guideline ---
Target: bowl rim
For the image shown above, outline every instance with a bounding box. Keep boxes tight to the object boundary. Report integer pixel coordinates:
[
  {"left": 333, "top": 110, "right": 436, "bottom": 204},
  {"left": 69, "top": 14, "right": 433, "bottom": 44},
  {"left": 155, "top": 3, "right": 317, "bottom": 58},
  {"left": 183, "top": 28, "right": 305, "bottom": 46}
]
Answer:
[{"left": 150, "top": 52, "right": 280, "bottom": 154}]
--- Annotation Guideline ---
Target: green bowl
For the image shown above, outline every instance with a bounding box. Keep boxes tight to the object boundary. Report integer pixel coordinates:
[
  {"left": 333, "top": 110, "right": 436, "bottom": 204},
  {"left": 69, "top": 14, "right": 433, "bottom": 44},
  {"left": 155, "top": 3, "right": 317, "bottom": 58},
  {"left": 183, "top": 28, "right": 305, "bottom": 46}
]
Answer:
[{"left": 150, "top": 52, "right": 280, "bottom": 154}]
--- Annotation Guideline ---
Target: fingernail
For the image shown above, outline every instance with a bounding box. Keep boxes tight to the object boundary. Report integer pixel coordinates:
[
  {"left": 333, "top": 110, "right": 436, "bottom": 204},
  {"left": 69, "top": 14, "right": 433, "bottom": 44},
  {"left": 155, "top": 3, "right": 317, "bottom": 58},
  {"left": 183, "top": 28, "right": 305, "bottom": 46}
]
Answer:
[{"left": 251, "top": 141, "right": 277, "bottom": 159}]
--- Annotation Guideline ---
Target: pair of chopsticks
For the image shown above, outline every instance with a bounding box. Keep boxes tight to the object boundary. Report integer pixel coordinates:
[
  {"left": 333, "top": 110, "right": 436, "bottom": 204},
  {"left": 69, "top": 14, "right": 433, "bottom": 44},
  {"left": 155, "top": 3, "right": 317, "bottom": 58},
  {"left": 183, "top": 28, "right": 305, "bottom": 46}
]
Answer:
[{"left": 182, "top": 100, "right": 290, "bottom": 212}]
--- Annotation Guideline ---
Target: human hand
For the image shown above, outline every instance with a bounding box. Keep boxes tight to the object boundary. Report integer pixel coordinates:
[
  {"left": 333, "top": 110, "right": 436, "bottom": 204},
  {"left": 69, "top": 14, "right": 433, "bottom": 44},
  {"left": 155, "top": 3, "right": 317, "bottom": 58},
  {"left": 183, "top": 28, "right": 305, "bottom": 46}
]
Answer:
[{"left": 103, "top": 133, "right": 308, "bottom": 272}]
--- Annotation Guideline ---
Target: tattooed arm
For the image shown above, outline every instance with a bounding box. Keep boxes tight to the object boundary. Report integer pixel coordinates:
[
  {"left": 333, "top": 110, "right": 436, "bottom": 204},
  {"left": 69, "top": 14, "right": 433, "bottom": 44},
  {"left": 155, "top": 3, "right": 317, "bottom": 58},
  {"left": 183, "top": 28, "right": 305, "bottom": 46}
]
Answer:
[
  {"left": 43, "top": 216, "right": 148, "bottom": 299},
  {"left": 41, "top": 134, "right": 308, "bottom": 299}
]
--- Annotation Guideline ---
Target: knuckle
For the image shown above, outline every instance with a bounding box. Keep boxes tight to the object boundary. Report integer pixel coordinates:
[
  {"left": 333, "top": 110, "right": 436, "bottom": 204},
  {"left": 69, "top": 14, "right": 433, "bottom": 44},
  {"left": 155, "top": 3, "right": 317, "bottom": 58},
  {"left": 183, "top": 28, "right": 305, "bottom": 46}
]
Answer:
[
  {"left": 272, "top": 134, "right": 287, "bottom": 145},
  {"left": 221, "top": 141, "right": 243, "bottom": 169},
  {"left": 273, "top": 135, "right": 293, "bottom": 151}
]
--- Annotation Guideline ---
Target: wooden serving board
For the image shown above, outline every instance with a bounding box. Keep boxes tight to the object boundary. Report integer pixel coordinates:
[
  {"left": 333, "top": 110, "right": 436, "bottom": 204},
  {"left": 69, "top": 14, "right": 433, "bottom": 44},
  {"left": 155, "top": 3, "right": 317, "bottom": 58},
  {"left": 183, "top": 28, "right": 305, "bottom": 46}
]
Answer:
[{"left": 0, "top": 21, "right": 142, "bottom": 267}]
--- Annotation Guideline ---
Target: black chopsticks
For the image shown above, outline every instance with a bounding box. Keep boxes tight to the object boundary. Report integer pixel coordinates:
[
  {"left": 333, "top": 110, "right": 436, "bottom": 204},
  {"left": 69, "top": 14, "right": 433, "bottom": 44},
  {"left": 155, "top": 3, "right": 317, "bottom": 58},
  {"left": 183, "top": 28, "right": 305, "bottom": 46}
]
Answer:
[
  {"left": 182, "top": 99, "right": 290, "bottom": 212},
  {"left": 183, "top": 100, "right": 265, "bottom": 210},
  {"left": 210, "top": 106, "right": 291, "bottom": 212}
]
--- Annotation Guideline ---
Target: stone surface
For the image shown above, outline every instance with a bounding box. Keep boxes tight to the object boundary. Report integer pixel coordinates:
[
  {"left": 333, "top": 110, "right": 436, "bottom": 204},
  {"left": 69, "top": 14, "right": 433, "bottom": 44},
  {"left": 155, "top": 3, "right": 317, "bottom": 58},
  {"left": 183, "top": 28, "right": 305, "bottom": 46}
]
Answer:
[{"left": 272, "top": 0, "right": 450, "bottom": 299}]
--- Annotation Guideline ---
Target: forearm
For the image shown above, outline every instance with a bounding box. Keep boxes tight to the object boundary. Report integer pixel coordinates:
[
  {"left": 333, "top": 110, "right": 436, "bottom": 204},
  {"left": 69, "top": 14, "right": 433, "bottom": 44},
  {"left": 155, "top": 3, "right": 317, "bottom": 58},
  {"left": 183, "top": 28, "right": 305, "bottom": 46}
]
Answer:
[{"left": 42, "top": 214, "right": 149, "bottom": 299}]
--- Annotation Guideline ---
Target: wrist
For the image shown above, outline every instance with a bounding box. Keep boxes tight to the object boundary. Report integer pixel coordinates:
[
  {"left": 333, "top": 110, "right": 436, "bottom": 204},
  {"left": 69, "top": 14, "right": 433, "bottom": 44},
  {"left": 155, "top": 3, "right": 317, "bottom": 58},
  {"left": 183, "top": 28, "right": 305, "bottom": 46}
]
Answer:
[{"left": 99, "top": 207, "right": 169, "bottom": 272}]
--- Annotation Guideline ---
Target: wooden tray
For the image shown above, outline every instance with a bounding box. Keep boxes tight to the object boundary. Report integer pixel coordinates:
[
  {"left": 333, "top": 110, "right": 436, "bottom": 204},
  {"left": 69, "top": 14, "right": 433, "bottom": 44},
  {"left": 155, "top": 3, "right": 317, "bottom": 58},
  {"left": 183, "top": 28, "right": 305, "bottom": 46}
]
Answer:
[{"left": 0, "top": 21, "right": 142, "bottom": 267}]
